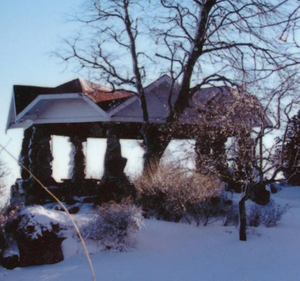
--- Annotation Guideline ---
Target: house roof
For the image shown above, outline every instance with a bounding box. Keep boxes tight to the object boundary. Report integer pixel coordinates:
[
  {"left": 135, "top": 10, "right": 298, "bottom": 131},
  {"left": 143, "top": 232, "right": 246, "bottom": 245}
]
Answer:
[
  {"left": 13, "top": 79, "right": 134, "bottom": 115},
  {"left": 111, "top": 74, "right": 180, "bottom": 122},
  {"left": 179, "top": 86, "right": 273, "bottom": 129},
  {"left": 6, "top": 75, "right": 272, "bottom": 132}
]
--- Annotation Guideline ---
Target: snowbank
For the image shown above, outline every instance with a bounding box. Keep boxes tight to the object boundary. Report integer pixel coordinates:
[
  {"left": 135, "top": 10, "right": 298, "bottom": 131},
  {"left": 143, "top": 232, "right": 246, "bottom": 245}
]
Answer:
[{"left": 1, "top": 186, "right": 300, "bottom": 281}]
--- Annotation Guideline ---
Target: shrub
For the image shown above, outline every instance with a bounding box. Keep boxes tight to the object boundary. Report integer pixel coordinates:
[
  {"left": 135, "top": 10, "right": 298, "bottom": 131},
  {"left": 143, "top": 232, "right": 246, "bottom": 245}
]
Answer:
[
  {"left": 135, "top": 164, "right": 287, "bottom": 229},
  {"left": 262, "top": 201, "right": 287, "bottom": 227},
  {"left": 223, "top": 203, "right": 239, "bottom": 226},
  {"left": 81, "top": 201, "right": 143, "bottom": 251},
  {"left": 187, "top": 192, "right": 234, "bottom": 226},
  {"left": 246, "top": 200, "right": 287, "bottom": 228},
  {"left": 135, "top": 164, "right": 228, "bottom": 225},
  {"left": 0, "top": 204, "right": 23, "bottom": 254},
  {"left": 247, "top": 204, "right": 263, "bottom": 227}
]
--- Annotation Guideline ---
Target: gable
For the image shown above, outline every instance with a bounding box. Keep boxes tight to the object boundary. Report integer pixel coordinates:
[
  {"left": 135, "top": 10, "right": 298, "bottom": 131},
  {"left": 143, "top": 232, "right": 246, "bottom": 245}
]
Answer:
[
  {"left": 14, "top": 94, "right": 112, "bottom": 126},
  {"left": 36, "top": 98, "right": 106, "bottom": 120},
  {"left": 111, "top": 74, "right": 180, "bottom": 122},
  {"left": 14, "top": 85, "right": 54, "bottom": 115}
]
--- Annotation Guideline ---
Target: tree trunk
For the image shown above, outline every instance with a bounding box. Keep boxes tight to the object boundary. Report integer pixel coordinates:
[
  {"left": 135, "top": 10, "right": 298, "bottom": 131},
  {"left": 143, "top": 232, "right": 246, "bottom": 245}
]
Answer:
[
  {"left": 142, "top": 124, "right": 170, "bottom": 177},
  {"left": 239, "top": 193, "right": 248, "bottom": 241},
  {"left": 169, "top": 0, "right": 217, "bottom": 122}
]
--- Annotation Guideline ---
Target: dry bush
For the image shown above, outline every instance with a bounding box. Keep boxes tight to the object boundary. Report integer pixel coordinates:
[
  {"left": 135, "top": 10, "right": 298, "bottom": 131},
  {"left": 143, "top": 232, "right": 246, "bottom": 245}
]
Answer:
[
  {"left": 81, "top": 200, "right": 143, "bottom": 251},
  {"left": 247, "top": 201, "right": 287, "bottom": 228},
  {"left": 135, "top": 164, "right": 229, "bottom": 225},
  {"left": 0, "top": 157, "right": 10, "bottom": 210},
  {"left": 223, "top": 203, "right": 239, "bottom": 226},
  {"left": 247, "top": 204, "right": 263, "bottom": 227}
]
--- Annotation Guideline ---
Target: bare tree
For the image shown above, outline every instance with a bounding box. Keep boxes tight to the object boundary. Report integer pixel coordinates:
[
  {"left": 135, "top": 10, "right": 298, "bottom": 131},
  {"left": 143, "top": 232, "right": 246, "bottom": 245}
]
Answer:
[
  {"left": 149, "top": 0, "right": 300, "bottom": 241},
  {"left": 236, "top": 99, "right": 300, "bottom": 241},
  {"left": 152, "top": 1, "right": 300, "bottom": 119},
  {"left": 188, "top": 74, "right": 300, "bottom": 240},
  {"left": 57, "top": 0, "right": 300, "bottom": 240}
]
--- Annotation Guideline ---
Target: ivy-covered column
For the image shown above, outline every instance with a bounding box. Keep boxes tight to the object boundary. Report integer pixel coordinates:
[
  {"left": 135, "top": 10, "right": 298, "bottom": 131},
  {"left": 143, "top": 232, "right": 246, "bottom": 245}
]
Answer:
[
  {"left": 25, "top": 125, "right": 55, "bottom": 204},
  {"left": 195, "top": 128, "right": 230, "bottom": 181},
  {"left": 211, "top": 131, "right": 229, "bottom": 180},
  {"left": 211, "top": 132, "right": 227, "bottom": 161},
  {"left": 194, "top": 129, "right": 212, "bottom": 173},
  {"left": 11, "top": 127, "right": 35, "bottom": 205},
  {"left": 102, "top": 129, "right": 126, "bottom": 180},
  {"left": 68, "top": 136, "right": 86, "bottom": 182},
  {"left": 97, "top": 128, "right": 136, "bottom": 204},
  {"left": 19, "top": 127, "right": 34, "bottom": 180}
]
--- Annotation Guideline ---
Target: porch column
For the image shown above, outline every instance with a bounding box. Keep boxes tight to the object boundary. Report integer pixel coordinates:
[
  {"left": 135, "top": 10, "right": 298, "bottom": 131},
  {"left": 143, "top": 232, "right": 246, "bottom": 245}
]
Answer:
[
  {"left": 28, "top": 125, "right": 55, "bottom": 184},
  {"left": 194, "top": 129, "right": 212, "bottom": 173},
  {"left": 97, "top": 128, "right": 136, "bottom": 204},
  {"left": 19, "top": 127, "right": 34, "bottom": 180},
  {"left": 102, "top": 129, "right": 127, "bottom": 180},
  {"left": 68, "top": 136, "right": 86, "bottom": 182},
  {"left": 211, "top": 131, "right": 228, "bottom": 177},
  {"left": 19, "top": 125, "right": 55, "bottom": 204},
  {"left": 194, "top": 128, "right": 229, "bottom": 178}
]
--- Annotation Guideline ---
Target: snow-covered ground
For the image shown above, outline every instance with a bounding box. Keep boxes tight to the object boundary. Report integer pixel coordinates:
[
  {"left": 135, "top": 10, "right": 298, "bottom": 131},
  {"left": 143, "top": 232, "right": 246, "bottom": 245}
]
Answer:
[{"left": 1, "top": 186, "right": 300, "bottom": 281}]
